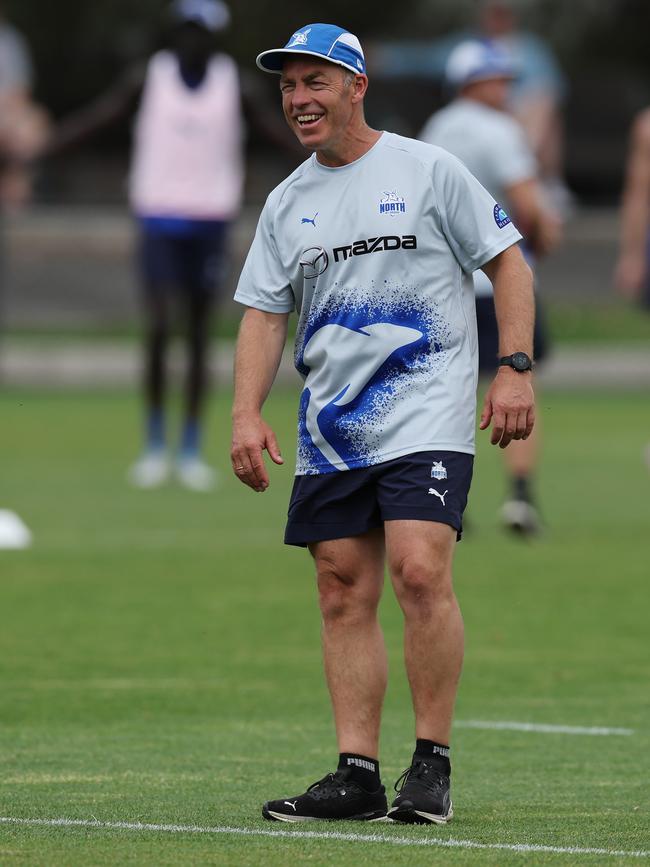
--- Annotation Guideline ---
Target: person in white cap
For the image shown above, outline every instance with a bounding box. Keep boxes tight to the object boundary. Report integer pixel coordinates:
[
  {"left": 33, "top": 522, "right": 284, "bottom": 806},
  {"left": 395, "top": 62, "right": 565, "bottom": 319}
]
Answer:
[
  {"left": 44, "top": 0, "right": 294, "bottom": 491},
  {"left": 231, "top": 22, "right": 535, "bottom": 824},
  {"left": 419, "top": 39, "right": 561, "bottom": 536}
]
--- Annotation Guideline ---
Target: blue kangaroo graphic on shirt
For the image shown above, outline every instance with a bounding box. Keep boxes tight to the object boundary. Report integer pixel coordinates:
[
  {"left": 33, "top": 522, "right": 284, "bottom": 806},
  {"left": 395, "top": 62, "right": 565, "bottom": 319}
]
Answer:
[
  {"left": 301, "top": 322, "right": 423, "bottom": 469},
  {"left": 301, "top": 212, "right": 318, "bottom": 227}
]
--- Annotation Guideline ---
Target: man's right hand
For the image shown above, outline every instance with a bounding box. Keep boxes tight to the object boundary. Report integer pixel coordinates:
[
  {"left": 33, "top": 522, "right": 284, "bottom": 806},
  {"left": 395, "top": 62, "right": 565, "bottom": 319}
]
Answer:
[{"left": 231, "top": 413, "right": 284, "bottom": 492}]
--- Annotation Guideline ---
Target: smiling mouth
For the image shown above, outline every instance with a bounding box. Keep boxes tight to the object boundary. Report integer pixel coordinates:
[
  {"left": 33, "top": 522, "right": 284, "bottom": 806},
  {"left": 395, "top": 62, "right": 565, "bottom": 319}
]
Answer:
[{"left": 296, "top": 114, "right": 323, "bottom": 127}]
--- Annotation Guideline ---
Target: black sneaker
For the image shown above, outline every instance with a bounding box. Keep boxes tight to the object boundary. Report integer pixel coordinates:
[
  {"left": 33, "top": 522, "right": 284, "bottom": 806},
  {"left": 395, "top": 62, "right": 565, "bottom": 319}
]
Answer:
[
  {"left": 262, "top": 768, "right": 387, "bottom": 822},
  {"left": 387, "top": 760, "right": 453, "bottom": 824}
]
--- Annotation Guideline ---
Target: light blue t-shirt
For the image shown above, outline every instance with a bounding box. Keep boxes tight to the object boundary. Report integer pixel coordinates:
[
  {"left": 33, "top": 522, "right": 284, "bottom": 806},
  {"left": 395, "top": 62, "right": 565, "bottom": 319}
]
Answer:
[
  {"left": 419, "top": 99, "right": 535, "bottom": 297},
  {"left": 235, "top": 132, "right": 521, "bottom": 475}
]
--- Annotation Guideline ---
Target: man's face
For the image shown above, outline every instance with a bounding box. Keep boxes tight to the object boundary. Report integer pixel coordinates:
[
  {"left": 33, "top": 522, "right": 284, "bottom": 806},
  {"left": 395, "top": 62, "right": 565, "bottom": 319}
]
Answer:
[
  {"left": 279, "top": 58, "right": 360, "bottom": 153},
  {"left": 174, "top": 22, "right": 214, "bottom": 66},
  {"left": 464, "top": 76, "right": 511, "bottom": 111}
]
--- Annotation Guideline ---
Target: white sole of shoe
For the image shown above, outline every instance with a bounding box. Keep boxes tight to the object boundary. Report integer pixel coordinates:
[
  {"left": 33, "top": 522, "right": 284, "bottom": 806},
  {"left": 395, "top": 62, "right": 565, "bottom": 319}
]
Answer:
[
  {"left": 387, "top": 802, "right": 453, "bottom": 825},
  {"left": 264, "top": 809, "right": 388, "bottom": 823}
]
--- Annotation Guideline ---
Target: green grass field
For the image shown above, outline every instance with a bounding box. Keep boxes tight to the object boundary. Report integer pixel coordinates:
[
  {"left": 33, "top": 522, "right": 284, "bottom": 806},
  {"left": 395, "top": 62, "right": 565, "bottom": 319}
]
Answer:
[{"left": 0, "top": 388, "right": 648, "bottom": 865}]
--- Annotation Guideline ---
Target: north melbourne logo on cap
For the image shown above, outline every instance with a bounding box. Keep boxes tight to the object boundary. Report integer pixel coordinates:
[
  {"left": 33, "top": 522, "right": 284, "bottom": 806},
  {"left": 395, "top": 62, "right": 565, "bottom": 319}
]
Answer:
[{"left": 288, "top": 28, "right": 311, "bottom": 47}]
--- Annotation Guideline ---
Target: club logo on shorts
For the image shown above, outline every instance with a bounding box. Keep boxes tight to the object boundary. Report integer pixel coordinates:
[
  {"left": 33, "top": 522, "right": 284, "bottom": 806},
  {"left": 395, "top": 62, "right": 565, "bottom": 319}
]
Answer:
[
  {"left": 299, "top": 246, "right": 329, "bottom": 279},
  {"left": 494, "top": 203, "right": 511, "bottom": 228},
  {"left": 379, "top": 191, "right": 406, "bottom": 216},
  {"left": 431, "top": 460, "right": 447, "bottom": 480}
]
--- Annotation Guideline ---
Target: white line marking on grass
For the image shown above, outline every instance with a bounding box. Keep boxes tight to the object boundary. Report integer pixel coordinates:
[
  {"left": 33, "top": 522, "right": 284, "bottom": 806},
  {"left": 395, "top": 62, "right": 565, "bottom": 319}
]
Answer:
[
  {"left": 455, "top": 720, "right": 634, "bottom": 736},
  {"left": 1, "top": 817, "right": 648, "bottom": 859}
]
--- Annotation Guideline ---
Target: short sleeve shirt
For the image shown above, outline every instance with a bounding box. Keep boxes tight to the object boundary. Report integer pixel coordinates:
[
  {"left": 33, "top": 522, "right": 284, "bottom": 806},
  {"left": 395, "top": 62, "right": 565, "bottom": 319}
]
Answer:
[
  {"left": 235, "top": 132, "right": 522, "bottom": 475},
  {"left": 419, "top": 100, "right": 535, "bottom": 298}
]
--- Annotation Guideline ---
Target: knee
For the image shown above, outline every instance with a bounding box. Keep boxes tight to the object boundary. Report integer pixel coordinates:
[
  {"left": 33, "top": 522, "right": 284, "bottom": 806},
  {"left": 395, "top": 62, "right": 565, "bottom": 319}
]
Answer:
[
  {"left": 317, "top": 566, "right": 380, "bottom": 626},
  {"left": 392, "top": 557, "right": 453, "bottom": 615},
  {"left": 147, "top": 319, "right": 168, "bottom": 345}
]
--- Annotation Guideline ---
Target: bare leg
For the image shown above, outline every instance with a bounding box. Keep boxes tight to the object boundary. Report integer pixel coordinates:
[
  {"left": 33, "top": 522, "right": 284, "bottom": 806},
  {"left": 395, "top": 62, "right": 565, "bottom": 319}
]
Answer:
[
  {"left": 503, "top": 415, "right": 539, "bottom": 478},
  {"left": 142, "top": 286, "right": 171, "bottom": 447},
  {"left": 184, "top": 288, "right": 214, "bottom": 426},
  {"left": 385, "top": 520, "right": 463, "bottom": 744},
  {"left": 309, "top": 529, "right": 387, "bottom": 758}
]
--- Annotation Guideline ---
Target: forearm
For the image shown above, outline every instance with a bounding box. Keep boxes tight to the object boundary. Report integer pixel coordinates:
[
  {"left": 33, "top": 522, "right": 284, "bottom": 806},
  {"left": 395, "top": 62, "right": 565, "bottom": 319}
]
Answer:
[
  {"left": 479, "top": 246, "right": 536, "bottom": 448},
  {"left": 619, "top": 191, "right": 649, "bottom": 260},
  {"left": 618, "top": 113, "right": 650, "bottom": 261},
  {"left": 232, "top": 308, "right": 289, "bottom": 418},
  {"left": 483, "top": 246, "right": 535, "bottom": 356}
]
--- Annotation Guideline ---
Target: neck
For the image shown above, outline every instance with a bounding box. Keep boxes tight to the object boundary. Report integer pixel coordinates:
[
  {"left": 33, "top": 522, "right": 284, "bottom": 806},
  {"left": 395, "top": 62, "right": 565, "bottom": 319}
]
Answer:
[{"left": 316, "top": 125, "right": 382, "bottom": 168}]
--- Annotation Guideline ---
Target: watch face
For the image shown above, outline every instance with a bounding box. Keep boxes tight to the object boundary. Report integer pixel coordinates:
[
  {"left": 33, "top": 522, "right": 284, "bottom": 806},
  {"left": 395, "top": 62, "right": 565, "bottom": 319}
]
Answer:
[{"left": 511, "top": 352, "right": 531, "bottom": 371}]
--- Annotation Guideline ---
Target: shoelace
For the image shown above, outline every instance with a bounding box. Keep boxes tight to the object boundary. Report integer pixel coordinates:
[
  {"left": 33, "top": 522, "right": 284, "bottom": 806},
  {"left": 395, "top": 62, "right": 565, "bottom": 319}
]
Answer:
[
  {"left": 394, "top": 760, "right": 448, "bottom": 793},
  {"left": 307, "top": 769, "right": 357, "bottom": 800}
]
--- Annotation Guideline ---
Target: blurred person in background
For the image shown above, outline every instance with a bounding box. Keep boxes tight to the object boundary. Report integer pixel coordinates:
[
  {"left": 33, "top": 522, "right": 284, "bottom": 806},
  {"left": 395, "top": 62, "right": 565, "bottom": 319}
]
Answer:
[
  {"left": 43, "top": 0, "right": 296, "bottom": 491},
  {"left": 420, "top": 39, "right": 561, "bottom": 535},
  {"left": 614, "top": 107, "right": 650, "bottom": 471},
  {"left": 368, "top": 0, "right": 571, "bottom": 217},
  {"left": 0, "top": 1, "right": 48, "bottom": 208},
  {"left": 0, "top": 2, "right": 47, "bottom": 549},
  {"left": 478, "top": 0, "right": 571, "bottom": 217},
  {"left": 614, "top": 107, "right": 650, "bottom": 311}
]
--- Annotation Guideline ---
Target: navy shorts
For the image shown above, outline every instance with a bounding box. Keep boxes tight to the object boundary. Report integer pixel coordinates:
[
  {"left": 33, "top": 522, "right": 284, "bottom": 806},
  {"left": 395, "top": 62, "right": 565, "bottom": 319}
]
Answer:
[
  {"left": 138, "top": 217, "right": 229, "bottom": 295},
  {"left": 476, "top": 294, "right": 549, "bottom": 374},
  {"left": 284, "top": 451, "right": 474, "bottom": 547}
]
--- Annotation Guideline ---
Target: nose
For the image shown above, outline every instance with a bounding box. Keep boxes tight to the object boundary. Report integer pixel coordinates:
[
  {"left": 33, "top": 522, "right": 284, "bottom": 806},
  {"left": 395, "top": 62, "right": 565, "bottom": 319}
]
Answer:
[{"left": 289, "top": 82, "right": 311, "bottom": 110}]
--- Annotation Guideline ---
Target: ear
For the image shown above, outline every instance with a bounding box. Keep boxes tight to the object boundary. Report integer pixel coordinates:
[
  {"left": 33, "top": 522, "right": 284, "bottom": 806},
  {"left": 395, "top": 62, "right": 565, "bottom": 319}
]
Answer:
[{"left": 350, "top": 74, "right": 369, "bottom": 103}]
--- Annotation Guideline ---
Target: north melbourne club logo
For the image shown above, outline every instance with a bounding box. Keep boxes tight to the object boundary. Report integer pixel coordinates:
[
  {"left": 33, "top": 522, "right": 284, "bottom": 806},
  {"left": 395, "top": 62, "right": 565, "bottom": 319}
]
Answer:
[
  {"left": 493, "top": 203, "right": 511, "bottom": 228},
  {"left": 288, "top": 28, "right": 311, "bottom": 47},
  {"left": 379, "top": 191, "right": 406, "bottom": 217},
  {"left": 299, "top": 246, "right": 329, "bottom": 279},
  {"left": 431, "top": 460, "right": 447, "bottom": 480}
]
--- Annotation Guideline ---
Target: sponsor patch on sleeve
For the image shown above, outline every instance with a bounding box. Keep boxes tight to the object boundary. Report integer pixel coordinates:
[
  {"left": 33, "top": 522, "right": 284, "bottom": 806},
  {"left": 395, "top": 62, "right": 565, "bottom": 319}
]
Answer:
[{"left": 493, "top": 203, "right": 511, "bottom": 228}]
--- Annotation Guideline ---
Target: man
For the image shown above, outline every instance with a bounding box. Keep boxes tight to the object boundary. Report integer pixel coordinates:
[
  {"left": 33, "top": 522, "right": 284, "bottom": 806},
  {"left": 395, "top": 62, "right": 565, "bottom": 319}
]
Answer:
[
  {"left": 124, "top": 0, "right": 242, "bottom": 491},
  {"left": 420, "top": 39, "right": 560, "bottom": 535},
  {"left": 45, "top": 0, "right": 293, "bottom": 491},
  {"left": 231, "top": 23, "right": 535, "bottom": 824},
  {"left": 614, "top": 106, "right": 650, "bottom": 311},
  {"left": 0, "top": 1, "right": 48, "bottom": 208},
  {"left": 614, "top": 107, "right": 650, "bottom": 471}
]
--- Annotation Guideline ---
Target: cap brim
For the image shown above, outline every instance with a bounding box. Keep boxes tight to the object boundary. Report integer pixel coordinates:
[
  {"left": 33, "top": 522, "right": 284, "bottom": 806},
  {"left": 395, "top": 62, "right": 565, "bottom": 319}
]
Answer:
[
  {"left": 256, "top": 48, "right": 362, "bottom": 75},
  {"left": 456, "top": 70, "right": 516, "bottom": 86}
]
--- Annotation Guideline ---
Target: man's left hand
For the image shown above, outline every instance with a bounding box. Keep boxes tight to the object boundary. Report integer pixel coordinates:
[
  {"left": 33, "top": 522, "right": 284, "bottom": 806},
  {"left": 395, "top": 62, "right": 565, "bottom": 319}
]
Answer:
[{"left": 480, "top": 367, "right": 535, "bottom": 449}]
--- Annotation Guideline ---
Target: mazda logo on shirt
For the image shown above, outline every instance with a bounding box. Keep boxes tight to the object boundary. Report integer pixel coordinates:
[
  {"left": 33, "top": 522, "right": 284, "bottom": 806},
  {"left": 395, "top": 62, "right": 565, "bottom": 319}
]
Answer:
[{"left": 299, "top": 246, "right": 329, "bottom": 278}]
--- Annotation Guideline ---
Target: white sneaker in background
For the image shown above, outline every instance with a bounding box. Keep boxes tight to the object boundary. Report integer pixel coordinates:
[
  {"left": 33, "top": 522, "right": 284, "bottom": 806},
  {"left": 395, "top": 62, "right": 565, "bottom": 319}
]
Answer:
[
  {"left": 128, "top": 451, "right": 170, "bottom": 489},
  {"left": 500, "top": 499, "right": 542, "bottom": 537},
  {"left": 175, "top": 456, "right": 217, "bottom": 492},
  {"left": 0, "top": 510, "right": 33, "bottom": 549}
]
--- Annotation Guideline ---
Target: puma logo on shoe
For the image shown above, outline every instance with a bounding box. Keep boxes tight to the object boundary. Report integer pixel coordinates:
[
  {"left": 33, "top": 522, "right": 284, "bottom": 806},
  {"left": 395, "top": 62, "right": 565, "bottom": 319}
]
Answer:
[
  {"left": 428, "top": 488, "right": 448, "bottom": 506},
  {"left": 284, "top": 800, "right": 298, "bottom": 811}
]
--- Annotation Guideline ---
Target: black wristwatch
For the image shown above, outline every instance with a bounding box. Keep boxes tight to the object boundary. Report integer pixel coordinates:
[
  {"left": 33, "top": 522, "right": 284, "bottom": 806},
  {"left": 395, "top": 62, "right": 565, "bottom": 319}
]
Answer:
[{"left": 499, "top": 352, "right": 534, "bottom": 372}]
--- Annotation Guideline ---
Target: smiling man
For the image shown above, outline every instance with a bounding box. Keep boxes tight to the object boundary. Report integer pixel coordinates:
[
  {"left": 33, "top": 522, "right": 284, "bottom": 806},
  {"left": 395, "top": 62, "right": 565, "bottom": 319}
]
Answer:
[{"left": 230, "top": 23, "right": 535, "bottom": 825}]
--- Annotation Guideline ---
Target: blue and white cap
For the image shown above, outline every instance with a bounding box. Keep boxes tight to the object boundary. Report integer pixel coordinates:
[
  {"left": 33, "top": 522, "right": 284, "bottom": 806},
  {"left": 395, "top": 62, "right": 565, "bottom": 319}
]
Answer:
[
  {"left": 172, "top": 0, "right": 230, "bottom": 32},
  {"left": 256, "top": 23, "right": 366, "bottom": 76},
  {"left": 445, "top": 39, "right": 515, "bottom": 88}
]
